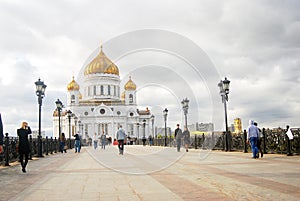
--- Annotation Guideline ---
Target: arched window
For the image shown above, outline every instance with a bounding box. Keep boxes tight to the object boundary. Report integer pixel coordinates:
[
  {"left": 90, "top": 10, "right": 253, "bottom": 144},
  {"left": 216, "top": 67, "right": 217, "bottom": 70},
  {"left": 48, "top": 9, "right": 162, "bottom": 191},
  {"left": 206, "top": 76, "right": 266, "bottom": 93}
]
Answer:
[
  {"left": 114, "top": 86, "right": 116, "bottom": 96},
  {"left": 129, "top": 94, "right": 133, "bottom": 103},
  {"left": 108, "top": 85, "right": 111, "bottom": 95},
  {"left": 71, "top": 95, "right": 75, "bottom": 103}
]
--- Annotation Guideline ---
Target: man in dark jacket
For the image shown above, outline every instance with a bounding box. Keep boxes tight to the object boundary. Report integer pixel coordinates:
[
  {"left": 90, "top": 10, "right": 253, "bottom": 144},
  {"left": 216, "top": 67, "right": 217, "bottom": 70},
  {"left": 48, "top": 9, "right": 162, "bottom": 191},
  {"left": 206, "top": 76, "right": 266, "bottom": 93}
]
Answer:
[{"left": 175, "top": 124, "right": 182, "bottom": 152}]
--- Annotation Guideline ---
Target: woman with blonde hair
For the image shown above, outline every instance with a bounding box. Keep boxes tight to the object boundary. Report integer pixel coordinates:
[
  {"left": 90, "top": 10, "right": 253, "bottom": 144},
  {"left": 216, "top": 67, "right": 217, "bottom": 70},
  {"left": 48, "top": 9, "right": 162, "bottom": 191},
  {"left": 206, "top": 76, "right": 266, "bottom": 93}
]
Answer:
[{"left": 17, "top": 121, "right": 32, "bottom": 173}]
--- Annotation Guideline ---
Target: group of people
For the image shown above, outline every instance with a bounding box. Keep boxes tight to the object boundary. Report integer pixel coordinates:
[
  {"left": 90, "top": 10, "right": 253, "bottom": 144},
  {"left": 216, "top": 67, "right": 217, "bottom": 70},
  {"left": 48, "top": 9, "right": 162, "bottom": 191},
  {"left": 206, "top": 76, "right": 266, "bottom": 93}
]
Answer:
[
  {"left": 0, "top": 116, "right": 265, "bottom": 175},
  {"left": 92, "top": 131, "right": 107, "bottom": 150},
  {"left": 114, "top": 124, "right": 191, "bottom": 155},
  {"left": 175, "top": 124, "right": 190, "bottom": 152},
  {"left": 247, "top": 120, "right": 263, "bottom": 159}
]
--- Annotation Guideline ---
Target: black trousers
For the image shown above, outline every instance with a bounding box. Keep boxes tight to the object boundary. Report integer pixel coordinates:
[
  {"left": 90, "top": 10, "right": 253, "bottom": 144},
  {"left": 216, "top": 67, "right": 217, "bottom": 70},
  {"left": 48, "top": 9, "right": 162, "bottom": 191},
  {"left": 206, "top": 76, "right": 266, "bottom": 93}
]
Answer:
[
  {"left": 19, "top": 152, "right": 29, "bottom": 168},
  {"left": 118, "top": 140, "right": 124, "bottom": 154}
]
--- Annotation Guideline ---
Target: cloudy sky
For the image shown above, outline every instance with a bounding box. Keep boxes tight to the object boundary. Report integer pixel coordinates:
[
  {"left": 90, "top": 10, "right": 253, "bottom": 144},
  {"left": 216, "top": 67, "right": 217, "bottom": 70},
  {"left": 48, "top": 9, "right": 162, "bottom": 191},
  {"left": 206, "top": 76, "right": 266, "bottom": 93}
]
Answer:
[{"left": 0, "top": 0, "right": 299, "bottom": 137}]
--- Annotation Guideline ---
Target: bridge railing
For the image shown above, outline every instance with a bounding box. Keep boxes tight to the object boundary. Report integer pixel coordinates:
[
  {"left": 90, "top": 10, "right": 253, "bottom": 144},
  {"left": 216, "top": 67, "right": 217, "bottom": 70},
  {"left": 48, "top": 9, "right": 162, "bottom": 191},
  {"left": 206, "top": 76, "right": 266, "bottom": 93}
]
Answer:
[
  {"left": 0, "top": 133, "right": 75, "bottom": 166},
  {"left": 150, "top": 127, "right": 299, "bottom": 155}
]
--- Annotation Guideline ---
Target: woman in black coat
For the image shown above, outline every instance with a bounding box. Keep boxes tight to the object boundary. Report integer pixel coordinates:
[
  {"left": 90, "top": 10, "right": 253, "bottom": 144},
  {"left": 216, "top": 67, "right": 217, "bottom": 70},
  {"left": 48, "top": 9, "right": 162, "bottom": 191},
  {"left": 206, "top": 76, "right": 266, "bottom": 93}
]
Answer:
[{"left": 17, "top": 121, "right": 32, "bottom": 173}]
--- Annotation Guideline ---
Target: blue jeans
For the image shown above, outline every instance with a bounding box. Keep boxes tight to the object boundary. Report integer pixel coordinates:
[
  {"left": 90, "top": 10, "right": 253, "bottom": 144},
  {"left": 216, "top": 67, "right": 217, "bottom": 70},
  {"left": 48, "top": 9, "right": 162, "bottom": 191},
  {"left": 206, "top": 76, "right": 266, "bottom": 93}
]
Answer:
[
  {"left": 250, "top": 137, "right": 258, "bottom": 157},
  {"left": 75, "top": 140, "right": 81, "bottom": 153},
  {"left": 93, "top": 141, "right": 97, "bottom": 149}
]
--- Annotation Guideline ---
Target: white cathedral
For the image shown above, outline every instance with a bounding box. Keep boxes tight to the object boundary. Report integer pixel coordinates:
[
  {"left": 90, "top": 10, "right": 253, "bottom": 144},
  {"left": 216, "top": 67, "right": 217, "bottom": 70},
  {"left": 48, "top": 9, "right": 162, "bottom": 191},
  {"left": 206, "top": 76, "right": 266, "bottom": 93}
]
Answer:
[{"left": 52, "top": 46, "right": 154, "bottom": 141}]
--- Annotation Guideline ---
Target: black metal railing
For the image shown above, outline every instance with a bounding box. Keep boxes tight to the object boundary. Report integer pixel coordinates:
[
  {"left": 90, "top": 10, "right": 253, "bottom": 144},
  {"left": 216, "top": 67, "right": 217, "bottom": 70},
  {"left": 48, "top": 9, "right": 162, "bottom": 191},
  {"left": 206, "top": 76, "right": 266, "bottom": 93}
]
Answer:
[
  {"left": 0, "top": 133, "right": 75, "bottom": 166},
  {"left": 147, "top": 127, "right": 300, "bottom": 155}
]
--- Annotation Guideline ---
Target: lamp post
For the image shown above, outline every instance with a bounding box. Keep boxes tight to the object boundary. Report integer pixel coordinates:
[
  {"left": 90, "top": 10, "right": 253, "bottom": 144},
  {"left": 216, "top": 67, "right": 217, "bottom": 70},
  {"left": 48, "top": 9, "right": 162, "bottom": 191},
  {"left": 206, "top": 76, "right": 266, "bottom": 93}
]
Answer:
[
  {"left": 181, "top": 98, "right": 189, "bottom": 128},
  {"left": 35, "top": 78, "right": 47, "bottom": 157},
  {"left": 142, "top": 119, "right": 146, "bottom": 146},
  {"left": 163, "top": 108, "right": 168, "bottom": 146},
  {"left": 55, "top": 99, "right": 63, "bottom": 142},
  {"left": 136, "top": 123, "right": 140, "bottom": 145},
  {"left": 218, "top": 77, "right": 230, "bottom": 151},
  {"left": 143, "top": 119, "right": 146, "bottom": 138},
  {"left": 67, "top": 110, "right": 72, "bottom": 149},
  {"left": 150, "top": 115, "right": 155, "bottom": 137},
  {"left": 74, "top": 116, "right": 78, "bottom": 133}
]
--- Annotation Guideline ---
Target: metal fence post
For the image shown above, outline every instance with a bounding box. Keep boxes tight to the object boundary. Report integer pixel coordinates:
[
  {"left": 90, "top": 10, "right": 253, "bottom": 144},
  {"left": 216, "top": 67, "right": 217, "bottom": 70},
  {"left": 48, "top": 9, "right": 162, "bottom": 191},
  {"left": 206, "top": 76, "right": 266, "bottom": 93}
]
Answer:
[
  {"left": 243, "top": 129, "right": 248, "bottom": 153},
  {"left": 45, "top": 136, "right": 49, "bottom": 155},
  {"left": 29, "top": 135, "right": 33, "bottom": 160},
  {"left": 4, "top": 133, "right": 10, "bottom": 166},
  {"left": 286, "top": 125, "right": 293, "bottom": 156},
  {"left": 50, "top": 137, "right": 53, "bottom": 154},
  {"left": 54, "top": 137, "right": 57, "bottom": 153},
  {"left": 202, "top": 133, "right": 205, "bottom": 149},
  {"left": 262, "top": 128, "right": 267, "bottom": 154}
]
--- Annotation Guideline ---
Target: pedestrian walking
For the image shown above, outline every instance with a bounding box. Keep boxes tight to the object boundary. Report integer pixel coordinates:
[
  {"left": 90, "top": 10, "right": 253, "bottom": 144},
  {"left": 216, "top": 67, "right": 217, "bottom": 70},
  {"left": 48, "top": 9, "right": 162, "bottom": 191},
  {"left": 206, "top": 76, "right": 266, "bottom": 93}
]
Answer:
[
  {"left": 183, "top": 126, "right": 190, "bottom": 152},
  {"left": 116, "top": 125, "right": 126, "bottom": 155},
  {"left": 17, "top": 121, "right": 32, "bottom": 173},
  {"left": 254, "top": 122, "right": 263, "bottom": 158},
  {"left": 101, "top": 131, "right": 106, "bottom": 149},
  {"left": 0, "top": 113, "right": 4, "bottom": 154},
  {"left": 59, "top": 133, "right": 67, "bottom": 153},
  {"left": 175, "top": 124, "right": 183, "bottom": 152},
  {"left": 73, "top": 133, "right": 81, "bottom": 153},
  {"left": 92, "top": 133, "right": 98, "bottom": 149},
  {"left": 148, "top": 135, "right": 153, "bottom": 146},
  {"left": 247, "top": 120, "right": 259, "bottom": 159},
  {"left": 142, "top": 136, "right": 146, "bottom": 146}
]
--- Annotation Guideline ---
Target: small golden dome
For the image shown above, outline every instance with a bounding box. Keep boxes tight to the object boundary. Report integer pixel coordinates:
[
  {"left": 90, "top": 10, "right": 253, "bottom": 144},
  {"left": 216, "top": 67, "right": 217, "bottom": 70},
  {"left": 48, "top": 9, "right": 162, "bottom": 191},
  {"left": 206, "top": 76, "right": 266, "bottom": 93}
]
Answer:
[
  {"left": 124, "top": 76, "right": 136, "bottom": 90},
  {"left": 84, "top": 46, "right": 119, "bottom": 76},
  {"left": 67, "top": 76, "right": 80, "bottom": 91},
  {"left": 121, "top": 91, "right": 125, "bottom": 100},
  {"left": 53, "top": 110, "right": 58, "bottom": 117}
]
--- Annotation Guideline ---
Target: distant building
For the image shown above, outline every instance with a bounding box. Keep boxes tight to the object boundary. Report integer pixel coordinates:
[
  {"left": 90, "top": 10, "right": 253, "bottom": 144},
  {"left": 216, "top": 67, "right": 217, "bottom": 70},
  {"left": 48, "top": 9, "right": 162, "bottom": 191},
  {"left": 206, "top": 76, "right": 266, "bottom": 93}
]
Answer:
[
  {"left": 155, "top": 127, "right": 171, "bottom": 137},
  {"left": 196, "top": 122, "right": 214, "bottom": 132},
  {"left": 229, "top": 124, "right": 235, "bottom": 133},
  {"left": 234, "top": 118, "right": 242, "bottom": 134},
  {"left": 31, "top": 130, "right": 46, "bottom": 138}
]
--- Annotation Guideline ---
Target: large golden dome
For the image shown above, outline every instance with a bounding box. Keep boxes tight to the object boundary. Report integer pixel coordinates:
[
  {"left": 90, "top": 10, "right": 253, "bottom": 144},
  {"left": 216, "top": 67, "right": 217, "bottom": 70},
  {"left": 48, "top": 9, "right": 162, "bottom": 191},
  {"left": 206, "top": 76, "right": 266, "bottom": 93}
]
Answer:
[
  {"left": 84, "top": 46, "right": 119, "bottom": 76},
  {"left": 67, "top": 76, "right": 80, "bottom": 91},
  {"left": 124, "top": 76, "right": 136, "bottom": 90}
]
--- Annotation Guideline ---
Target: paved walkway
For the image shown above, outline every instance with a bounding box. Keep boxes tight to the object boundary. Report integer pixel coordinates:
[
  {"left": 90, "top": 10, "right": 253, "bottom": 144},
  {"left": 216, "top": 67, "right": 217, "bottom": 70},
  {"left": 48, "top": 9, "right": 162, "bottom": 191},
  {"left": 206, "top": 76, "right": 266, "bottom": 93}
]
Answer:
[{"left": 0, "top": 145, "right": 299, "bottom": 201}]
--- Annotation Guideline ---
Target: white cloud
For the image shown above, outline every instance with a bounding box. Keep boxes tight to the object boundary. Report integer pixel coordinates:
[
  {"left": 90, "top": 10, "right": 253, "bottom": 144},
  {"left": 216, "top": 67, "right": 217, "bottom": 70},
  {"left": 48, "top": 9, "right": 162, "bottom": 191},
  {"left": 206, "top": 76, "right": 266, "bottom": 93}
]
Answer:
[{"left": 0, "top": 0, "right": 299, "bottom": 136}]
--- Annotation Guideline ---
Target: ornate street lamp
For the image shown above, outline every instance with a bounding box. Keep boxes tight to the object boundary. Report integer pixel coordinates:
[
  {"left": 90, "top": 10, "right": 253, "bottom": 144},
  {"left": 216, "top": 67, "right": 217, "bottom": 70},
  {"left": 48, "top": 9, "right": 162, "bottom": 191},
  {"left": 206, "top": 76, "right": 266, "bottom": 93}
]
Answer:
[
  {"left": 163, "top": 108, "right": 168, "bottom": 146},
  {"left": 67, "top": 110, "right": 72, "bottom": 149},
  {"left": 181, "top": 98, "right": 189, "bottom": 128},
  {"left": 150, "top": 115, "right": 155, "bottom": 138},
  {"left": 143, "top": 119, "right": 146, "bottom": 138},
  {"left": 35, "top": 78, "right": 47, "bottom": 157},
  {"left": 142, "top": 119, "right": 146, "bottom": 146},
  {"left": 74, "top": 116, "right": 78, "bottom": 134},
  {"left": 55, "top": 99, "right": 63, "bottom": 142},
  {"left": 218, "top": 77, "right": 231, "bottom": 151},
  {"left": 136, "top": 123, "right": 140, "bottom": 145}
]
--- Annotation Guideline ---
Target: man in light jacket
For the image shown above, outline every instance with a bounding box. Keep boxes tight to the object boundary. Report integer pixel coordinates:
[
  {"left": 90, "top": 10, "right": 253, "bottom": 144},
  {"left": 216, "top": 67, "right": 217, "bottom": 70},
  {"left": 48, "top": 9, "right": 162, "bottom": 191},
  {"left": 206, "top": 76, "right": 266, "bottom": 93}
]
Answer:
[
  {"left": 247, "top": 120, "right": 259, "bottom": 158},
  {"left": 116, "top": 125, "right": 126, "bottom": 155}
]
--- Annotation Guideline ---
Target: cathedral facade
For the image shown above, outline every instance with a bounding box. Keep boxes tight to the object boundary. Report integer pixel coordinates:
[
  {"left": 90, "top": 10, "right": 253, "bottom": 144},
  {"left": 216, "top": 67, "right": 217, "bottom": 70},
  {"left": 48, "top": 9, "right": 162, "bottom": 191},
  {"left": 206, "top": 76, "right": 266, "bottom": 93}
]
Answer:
[{"left": 53, "top": 46, "right": 154, "bottom": 140}]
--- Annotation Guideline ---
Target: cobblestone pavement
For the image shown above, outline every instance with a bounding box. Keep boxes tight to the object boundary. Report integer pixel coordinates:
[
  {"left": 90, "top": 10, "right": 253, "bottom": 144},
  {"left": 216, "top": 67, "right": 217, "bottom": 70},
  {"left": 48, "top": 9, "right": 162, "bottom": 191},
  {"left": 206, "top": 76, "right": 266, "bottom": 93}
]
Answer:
[{"left": 0, "top": 145, "right": 299, "bottom": 201}]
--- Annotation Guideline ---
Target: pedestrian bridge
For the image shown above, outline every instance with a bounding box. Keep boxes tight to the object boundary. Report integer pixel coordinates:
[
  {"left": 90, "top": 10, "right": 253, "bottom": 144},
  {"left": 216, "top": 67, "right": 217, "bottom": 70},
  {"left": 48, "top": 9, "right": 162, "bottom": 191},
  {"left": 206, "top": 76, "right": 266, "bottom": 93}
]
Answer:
[{"left": 0, "top": 145, "right": 299, "bottom": 201}]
